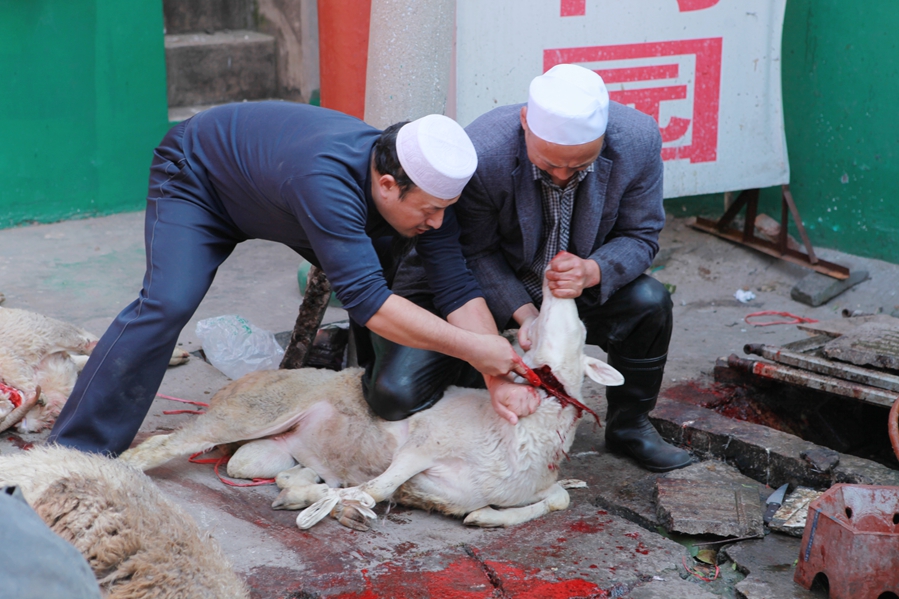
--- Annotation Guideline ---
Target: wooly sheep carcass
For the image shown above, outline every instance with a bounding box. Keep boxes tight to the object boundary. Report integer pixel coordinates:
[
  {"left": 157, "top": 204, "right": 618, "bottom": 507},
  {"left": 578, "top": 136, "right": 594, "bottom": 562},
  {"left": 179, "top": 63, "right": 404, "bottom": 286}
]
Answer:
[
  {"left": 0, "top": 445, "right": 249, "bottom": 599},
  {"left": 122, "top": 273, "right": 624, "bottom": 531},
  {"left": 0, "top": 307, "right": 189, "bottom": 433}
]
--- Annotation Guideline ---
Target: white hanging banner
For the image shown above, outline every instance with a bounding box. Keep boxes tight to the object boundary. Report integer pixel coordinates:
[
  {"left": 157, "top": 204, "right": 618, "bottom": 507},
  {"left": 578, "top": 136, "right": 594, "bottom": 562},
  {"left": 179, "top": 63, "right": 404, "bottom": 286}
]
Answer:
[{"left": 455, "top": 0, "right": 790, "bottom": 198}]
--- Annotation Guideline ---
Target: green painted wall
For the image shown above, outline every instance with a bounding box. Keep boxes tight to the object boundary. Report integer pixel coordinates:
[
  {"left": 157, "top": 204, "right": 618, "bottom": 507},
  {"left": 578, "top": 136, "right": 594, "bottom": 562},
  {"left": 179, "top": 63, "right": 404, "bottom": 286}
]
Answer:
[
  {"left": 0, "top": 0, "right": 169, "bottom": 227},
  {"left": 675, "top": 0, "right": 899, "bottom": 263}
]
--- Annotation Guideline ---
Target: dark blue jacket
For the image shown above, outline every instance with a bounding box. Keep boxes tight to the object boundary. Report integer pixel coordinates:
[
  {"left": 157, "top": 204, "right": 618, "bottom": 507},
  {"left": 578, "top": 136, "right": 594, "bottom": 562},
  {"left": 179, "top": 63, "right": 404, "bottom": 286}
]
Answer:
[{"left": 177, "top": 101, "right": 482, "bottom": 325}]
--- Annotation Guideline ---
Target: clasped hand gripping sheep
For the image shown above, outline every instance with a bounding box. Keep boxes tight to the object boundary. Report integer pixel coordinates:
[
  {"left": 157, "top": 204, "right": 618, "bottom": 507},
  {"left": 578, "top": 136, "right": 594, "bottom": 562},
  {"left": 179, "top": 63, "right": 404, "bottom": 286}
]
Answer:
[{"left": 122, "top": 274, "right": 623, "bottom": 530}]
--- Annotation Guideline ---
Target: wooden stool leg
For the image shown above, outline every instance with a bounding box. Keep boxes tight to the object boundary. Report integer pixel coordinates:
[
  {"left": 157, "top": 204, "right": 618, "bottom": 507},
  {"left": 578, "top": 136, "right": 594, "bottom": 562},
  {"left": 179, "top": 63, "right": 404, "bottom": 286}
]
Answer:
[{"left": 280, "top": 265, "right": 333, "bottom": 369}]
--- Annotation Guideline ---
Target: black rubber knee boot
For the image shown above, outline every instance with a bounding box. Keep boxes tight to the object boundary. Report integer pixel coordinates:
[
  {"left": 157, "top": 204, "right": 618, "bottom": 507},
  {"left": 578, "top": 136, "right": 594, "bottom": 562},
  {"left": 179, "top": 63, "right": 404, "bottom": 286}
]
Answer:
[{"left": 604, "top": 354, "right": 692, "bottom": 472}]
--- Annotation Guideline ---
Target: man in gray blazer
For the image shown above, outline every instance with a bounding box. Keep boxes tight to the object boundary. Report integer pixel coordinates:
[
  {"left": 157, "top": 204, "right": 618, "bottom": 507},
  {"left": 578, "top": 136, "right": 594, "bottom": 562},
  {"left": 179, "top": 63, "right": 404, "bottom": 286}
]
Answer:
[{"left": 454, "top": 64, "right": 691, "bottom": 472}]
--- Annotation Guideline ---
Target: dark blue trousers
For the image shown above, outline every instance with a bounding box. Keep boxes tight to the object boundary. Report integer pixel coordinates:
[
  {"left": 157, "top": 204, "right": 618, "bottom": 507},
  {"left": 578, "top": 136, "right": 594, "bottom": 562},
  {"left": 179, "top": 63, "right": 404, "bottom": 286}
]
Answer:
[{"left": 48, "top": 128, "right": 246, "bottom": 455}]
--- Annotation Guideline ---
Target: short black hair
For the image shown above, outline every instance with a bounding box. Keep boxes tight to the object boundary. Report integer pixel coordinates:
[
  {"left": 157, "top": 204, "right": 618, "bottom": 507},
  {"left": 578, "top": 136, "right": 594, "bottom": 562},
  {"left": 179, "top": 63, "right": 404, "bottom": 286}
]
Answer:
[{"left": 372, "top": 121, "right": 416, "bottom": 198}]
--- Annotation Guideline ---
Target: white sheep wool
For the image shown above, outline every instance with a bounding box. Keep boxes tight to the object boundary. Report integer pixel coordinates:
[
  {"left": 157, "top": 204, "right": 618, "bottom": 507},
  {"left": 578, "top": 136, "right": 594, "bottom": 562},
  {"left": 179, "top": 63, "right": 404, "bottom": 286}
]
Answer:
[
  {"left": 395, "top": 114, "right": 478, "bottom": 200},
  {"left": 526, "top": 63, "right": 609, "bottom": 145}
]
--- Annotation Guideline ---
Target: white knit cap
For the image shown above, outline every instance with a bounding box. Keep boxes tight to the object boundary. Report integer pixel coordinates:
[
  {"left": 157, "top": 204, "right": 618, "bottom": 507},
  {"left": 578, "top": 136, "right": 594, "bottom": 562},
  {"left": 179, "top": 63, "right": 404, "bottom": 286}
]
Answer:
[
  {"left": 526, "top": 64, "right": 610, "bottom": 145},
  {"left": 395, "top": 114, "right": 478, "bottom": 200}
]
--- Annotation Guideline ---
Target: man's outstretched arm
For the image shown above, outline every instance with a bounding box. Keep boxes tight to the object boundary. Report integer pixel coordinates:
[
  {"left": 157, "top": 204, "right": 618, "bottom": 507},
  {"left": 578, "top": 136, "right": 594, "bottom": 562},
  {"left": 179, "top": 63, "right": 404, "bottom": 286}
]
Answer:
[{"left": 366, "top": 295, "right": 538, "bottom": 424}]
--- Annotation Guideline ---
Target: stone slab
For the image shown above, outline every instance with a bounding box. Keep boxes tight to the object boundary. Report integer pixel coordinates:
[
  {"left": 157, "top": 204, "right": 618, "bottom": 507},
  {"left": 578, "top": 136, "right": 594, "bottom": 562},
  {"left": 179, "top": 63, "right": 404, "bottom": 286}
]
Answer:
[
  {"left": 626, "top": 576, "right": 721, "bottom": 599},
  {"left": 799, "top": 447, "right": 841, "bottom": 474},
  {"left": 655, "top": 478, "right": 764, "bottom": 538},
  {"left": 723, "top": 534, "right": 819, "bottom": 599},
  {"left": 823, "top": 321, "right": 899, "bottom": 371},
  {"left": 790, "top": 268, "right": 869, "bottom": 307},
  {"left": 651, "top": 398, "right": 899, "bottom": 489}
]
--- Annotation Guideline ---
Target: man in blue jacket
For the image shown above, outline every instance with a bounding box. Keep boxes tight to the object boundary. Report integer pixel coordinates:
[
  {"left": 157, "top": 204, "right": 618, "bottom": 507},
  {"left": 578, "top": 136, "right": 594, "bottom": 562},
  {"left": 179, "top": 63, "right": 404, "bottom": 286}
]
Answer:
[{"left": 48, "top": 103, "right": 534, "bottom": 456}]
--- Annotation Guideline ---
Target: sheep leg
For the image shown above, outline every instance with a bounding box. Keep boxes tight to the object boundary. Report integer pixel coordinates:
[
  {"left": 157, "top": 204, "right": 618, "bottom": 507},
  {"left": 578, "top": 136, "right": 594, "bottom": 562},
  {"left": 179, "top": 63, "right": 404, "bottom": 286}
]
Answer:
[
  {"left": 333, "top": 451, "right": 435, "bottom": 531},
  {"left": 0, "top": 386, "right": 41, "bottom": 433},
  {"left": 463, "top": 483, "right": 570, "bottom": 528},
  {"left": 227, "top": 438, "right": 297, "bottom": 480},
  {"left": 272, "top": 466, "right": 329, "bottom": 510},
  {"left": 296, "top": 449, "right": 433, "bottom": 531},
  {"left": 119, "top": 430, "right": 219, "bottom": 471}
]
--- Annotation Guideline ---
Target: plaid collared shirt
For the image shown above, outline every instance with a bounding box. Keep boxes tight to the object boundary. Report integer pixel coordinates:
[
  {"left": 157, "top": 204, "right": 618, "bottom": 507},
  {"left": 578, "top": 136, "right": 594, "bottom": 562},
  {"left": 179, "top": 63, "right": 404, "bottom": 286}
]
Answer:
[{"left": 520, "top": 163, "right": 593, "bottom": 305}]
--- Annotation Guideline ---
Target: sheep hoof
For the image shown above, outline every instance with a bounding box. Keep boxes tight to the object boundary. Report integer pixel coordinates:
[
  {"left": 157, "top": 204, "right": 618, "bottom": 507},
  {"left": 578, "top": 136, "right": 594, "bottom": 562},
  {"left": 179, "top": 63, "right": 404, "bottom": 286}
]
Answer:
[
  {"left": 168, "top": 348, "right": 191, "bottom": 366},
  {"left": 332, "top": 500, "right": 374, "bottom": 532}
]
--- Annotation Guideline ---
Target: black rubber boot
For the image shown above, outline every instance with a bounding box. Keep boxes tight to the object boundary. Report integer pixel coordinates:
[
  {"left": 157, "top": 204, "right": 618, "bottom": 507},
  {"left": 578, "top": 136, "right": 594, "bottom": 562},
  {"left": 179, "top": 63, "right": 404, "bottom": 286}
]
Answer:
[{"left": 604, "top": 354, "right": 692, "bottom": 472}]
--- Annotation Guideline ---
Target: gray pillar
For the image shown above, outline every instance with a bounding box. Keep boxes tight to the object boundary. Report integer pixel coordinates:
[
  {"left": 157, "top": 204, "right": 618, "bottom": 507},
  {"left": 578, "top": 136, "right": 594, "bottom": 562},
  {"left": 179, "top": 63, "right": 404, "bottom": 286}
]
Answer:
[{"left": 364, "top": 0, "right": 455, "bottom": 129}]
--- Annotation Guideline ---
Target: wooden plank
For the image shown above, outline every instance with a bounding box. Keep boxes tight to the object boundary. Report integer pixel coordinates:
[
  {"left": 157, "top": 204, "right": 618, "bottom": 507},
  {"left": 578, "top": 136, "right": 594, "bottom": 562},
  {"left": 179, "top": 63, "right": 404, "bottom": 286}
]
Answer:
[
  {"left": 744, "top": 343, "right": 899, "bottom": 392},
  {"left": 726, "top": 354, "right": 898, "bottom": 409},
  {"left": 689, "top": 217, "right": 850, "bottom": 279}
]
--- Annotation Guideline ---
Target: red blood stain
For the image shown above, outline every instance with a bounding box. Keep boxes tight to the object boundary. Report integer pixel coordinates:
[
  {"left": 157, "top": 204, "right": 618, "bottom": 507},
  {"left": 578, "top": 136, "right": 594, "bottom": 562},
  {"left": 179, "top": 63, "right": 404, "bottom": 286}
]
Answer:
[
  {"left": 662, "top": 380, "right": 726, "bottom": 404},
  {"left": 624, "top": 532, "right": 639, "bottom": 539},
  {"left": 635, "top": 542, "right": 650, "bottom": 555},
  {"left": 569, "top": 519, "right": 604, "bottom": 534},
  {"left": 5, "top": 435, "right": 34, "bottom": 450},
  {"left": 596, "top": 510, "right": 608, "bottom": 515},
  {"left": 323, "top": 557, "right": 609, "bottom": 599},
  {"left": 662, "top": 381, "right": 790, "bottom": 431},
  {"left": 490, "top": 560, "right": 608, "bottom": 599},
  {"left": 393, "top": 541, "right": 417, "bottom": 557}
]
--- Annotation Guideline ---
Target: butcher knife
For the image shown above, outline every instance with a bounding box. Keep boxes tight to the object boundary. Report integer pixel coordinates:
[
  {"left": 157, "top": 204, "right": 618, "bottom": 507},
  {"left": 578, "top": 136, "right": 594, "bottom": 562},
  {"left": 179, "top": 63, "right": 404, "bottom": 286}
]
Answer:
[{"left": 763, "top": 483, "right": 789, "bottom": 524}]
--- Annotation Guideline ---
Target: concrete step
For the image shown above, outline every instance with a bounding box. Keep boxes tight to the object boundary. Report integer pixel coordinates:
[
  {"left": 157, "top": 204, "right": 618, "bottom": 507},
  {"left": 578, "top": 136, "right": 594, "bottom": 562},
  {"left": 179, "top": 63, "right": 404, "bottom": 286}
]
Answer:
[
  {"left": 163, "top": 0, "right": 254, "bottom": 35},
  {"left": 165, "top": 30, "right": 277, "bottom": 108}
]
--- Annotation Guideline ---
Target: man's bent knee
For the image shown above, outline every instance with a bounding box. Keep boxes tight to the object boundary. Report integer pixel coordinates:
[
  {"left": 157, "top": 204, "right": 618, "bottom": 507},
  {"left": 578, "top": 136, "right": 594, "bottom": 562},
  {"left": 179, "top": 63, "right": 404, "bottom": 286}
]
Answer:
[
  {"left": 625, "top": 275, "right": 672, "bottom": 316},
  {"left": 364, "top": 376, "right": 431, "bottom": 421}
]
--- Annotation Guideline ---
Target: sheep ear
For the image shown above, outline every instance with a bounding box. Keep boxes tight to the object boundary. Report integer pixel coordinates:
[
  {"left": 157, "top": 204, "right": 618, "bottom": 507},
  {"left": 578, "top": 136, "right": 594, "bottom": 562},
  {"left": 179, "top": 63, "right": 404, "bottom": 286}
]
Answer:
[{"left": 582, "top": 356, "right": 625, "bottom": 386}]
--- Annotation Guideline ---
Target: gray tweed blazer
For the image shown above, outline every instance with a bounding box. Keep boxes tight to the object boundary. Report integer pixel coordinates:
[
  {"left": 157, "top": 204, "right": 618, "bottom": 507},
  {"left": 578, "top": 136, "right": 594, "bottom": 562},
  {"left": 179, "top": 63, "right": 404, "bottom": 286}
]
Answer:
[{"left": 456, "top": 102, "right": 665, "bottom": 329}]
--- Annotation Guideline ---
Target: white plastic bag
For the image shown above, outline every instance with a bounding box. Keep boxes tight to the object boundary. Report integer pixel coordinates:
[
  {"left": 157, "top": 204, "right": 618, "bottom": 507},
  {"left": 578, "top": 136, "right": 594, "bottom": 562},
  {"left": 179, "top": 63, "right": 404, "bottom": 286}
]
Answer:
[{"left": 195, "top": 315, "right": 284, "bottom": 380}]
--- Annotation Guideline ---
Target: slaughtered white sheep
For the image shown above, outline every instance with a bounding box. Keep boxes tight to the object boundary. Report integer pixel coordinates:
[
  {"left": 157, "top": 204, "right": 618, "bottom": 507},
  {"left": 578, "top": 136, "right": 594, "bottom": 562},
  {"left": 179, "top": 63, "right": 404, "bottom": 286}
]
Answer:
[{"left": 122, "top": 273, "right": 623, "bottom": 530}]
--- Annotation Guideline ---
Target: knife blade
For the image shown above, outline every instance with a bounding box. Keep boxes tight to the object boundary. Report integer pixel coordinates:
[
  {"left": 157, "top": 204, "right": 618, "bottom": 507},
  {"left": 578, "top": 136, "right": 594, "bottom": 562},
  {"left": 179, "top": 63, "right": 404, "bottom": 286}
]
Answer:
[{"left": 763, "top": 483, "right": 789, "bottom": 524}]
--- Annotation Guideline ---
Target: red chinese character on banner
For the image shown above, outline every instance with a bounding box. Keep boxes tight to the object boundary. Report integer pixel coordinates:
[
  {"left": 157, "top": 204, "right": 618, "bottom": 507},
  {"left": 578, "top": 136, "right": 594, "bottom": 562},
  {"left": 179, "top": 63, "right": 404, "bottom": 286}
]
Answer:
[
  {"left": 560, "top": 0, "right": 719, "bottom": 17},
  {"left": 544, "top": 39, "right": 722, "bottom": 163}
]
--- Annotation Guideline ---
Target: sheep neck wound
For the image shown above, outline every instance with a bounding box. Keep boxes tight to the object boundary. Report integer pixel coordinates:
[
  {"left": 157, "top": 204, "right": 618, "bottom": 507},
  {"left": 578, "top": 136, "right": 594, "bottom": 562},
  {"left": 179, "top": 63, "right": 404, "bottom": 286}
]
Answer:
[{"left": 531, "top": 366, "right": 600, "bottom": 426}]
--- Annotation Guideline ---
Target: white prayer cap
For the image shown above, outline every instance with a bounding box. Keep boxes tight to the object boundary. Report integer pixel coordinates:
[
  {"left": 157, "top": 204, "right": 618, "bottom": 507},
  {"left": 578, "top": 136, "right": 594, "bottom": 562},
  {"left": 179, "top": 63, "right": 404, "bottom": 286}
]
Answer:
[
  {"left": 526, "top": 64, "right": 609, "bottom": 145},
  {"left": 396, "top": 114, "right": 478, "bottom": 200}
]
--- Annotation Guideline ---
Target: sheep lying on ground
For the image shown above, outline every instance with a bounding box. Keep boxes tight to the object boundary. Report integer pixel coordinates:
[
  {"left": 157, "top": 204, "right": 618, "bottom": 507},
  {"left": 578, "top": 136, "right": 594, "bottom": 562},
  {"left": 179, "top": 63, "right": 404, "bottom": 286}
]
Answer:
[
  {"left": 0, "top": 445, "right": 249, "bottom": 599},
  {"left": 0, "top": 307, "right": 189, "bottom": 433},
  {"left": 122, "top": 273, "right": 624, "bottom": 531}
]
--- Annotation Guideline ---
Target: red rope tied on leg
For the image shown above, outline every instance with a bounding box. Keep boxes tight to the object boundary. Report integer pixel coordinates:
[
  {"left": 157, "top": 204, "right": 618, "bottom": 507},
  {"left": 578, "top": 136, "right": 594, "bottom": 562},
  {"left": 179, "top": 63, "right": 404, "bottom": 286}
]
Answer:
[
  {"left": 158, "top": 393, "right": 209, "bottom": 415},
  {"left": 188, "top": 449, "right": 276, "bottom": 487},
  {"left": 744, "top": 310, "right": 818, "bottom": 327}
]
